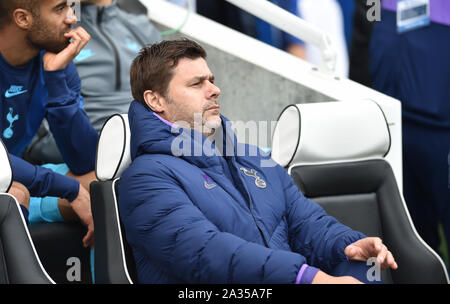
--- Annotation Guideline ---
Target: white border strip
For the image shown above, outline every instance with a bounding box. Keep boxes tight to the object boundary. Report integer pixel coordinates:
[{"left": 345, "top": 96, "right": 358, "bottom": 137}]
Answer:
[{"left": 111, "top": 178, "right": 134, "bottom": 284}]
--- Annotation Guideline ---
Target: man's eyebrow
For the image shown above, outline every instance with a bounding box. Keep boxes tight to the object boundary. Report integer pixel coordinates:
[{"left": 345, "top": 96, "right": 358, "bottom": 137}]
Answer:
[
  {"left": 54, "top": 0, "right": 69, "bottom": 9},
  {"left": 188, "top": 74, "right": 215, "bottom": 84}
]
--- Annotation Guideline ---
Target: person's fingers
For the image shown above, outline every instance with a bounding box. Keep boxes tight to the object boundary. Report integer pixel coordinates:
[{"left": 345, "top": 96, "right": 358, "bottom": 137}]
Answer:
[
  {"left": 385, "top": 251, "right": 398, "bottom": 270},
  {"left": 83, "top": 229, "right": 94, "bottom": 248},
  {"left": 67, "top": 29, "right": 90, "bottom": 57},
  {"left": 59, "top": 31, "right": 81, "bottom": 60},
  {"left": 73, "top": 27, "right": 90, "bottom": 52},
  {"left": 344, "top": 244, "right": 356, "bottom": 258},
  {"left": 372, "top": 237, "right": 383, "bottom": 251},
  {"left": 370, "top": 237, "right": 384, "bottom": 260},
  {"left": 70, "top": 31, "right": 82, "bottom": 48},
  {"left": 65, "top": 29, "right": 81, "bottom": 41},
  {"left": 75, "top": 26, "right": 90, "bottom": 40},
  {"left": 345, "top": 244, "right": 366, "bottom": 261},
  {"left": 376, "top": 243, "right": 388, "bottom": 265},
  {"left": 71, "top": 27, "right": 90, "bottom": 42}
]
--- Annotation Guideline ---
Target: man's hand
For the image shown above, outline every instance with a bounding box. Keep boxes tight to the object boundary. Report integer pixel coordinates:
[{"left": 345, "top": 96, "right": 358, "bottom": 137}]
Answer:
[
  {"left": 8, "top": 182, "right": 30, "bottom": 210},
  {"left": 345, "top": 237, "right": 398, "bottom": 270},
  {"left": 43, "top": 27, "right": 91, "bottom": 71},
  {"left": 70, "top": 184, "right": 94, "bottom": 248},
  {"left": 312, "top": 270, "right": 363, "bottom": 284}
]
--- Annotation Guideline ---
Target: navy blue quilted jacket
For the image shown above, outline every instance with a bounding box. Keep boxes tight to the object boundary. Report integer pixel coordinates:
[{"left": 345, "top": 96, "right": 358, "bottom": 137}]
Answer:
[{"left": 118, "top": 101, "right": 366, "bottom": 284}]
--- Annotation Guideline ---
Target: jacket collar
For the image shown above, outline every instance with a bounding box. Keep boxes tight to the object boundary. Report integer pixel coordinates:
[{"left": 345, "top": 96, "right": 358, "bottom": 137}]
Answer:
[{"left": 128, "top": 100, "right": 239, "bottom": 169}]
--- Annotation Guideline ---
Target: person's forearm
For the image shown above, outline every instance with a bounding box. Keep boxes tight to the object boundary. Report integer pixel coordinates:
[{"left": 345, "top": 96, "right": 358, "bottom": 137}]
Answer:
[
  {"left": 44, "top": 69, "right": 75, "bottom": 107},
  {"left": 43, "top": 70, "right": 98, "bottom": 174},
  {"left": 46, "top": 105, "right": 98, "bottom": 175},
  {"left": 10, "top": 154, "right": 79, "bottom": 201}
]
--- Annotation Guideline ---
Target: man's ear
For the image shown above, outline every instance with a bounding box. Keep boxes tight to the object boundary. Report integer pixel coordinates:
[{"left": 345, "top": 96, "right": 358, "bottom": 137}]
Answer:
[
  {"left": 143, "top": 90, "right": 165, "bottom": 113},
  {"left": 13, "top": 9, "right": 34, "bottom": 30}
]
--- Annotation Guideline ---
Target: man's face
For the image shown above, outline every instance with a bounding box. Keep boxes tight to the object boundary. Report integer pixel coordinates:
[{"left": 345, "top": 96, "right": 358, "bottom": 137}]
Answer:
[
  {"left": 164, "top": 57, "right": 222, "bottom": 133},
  {"left": 27, "top": 0, "right": 77, "bottom": 53}
]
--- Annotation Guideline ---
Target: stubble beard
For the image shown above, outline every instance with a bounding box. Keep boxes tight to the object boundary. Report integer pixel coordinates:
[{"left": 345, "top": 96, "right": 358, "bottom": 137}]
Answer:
[{"left": 27, "top": 18, "right": 70, "bottom": 54}]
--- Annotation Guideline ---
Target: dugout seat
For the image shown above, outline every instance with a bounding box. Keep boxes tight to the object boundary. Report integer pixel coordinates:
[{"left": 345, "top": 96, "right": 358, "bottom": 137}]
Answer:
[
  {"left": 271, "top": 99, "right": 450, "bottom": 284},
  {"left": 90, "top": 114, "right": 136, "bottom": 284}
]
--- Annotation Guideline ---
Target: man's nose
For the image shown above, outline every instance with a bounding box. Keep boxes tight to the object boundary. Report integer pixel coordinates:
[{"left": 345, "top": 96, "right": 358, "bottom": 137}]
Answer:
[
  {"left": 208, "top": 82, "right": 221, "bottom": 99},
  {"left": 65, "top": 6, "right": 78, "bottom": 25}
]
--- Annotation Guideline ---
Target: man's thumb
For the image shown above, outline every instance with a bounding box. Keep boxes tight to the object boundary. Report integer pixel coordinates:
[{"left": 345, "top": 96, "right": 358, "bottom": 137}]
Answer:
[{"left": 345, "top": 245, "right": 357, "bottom": 258}]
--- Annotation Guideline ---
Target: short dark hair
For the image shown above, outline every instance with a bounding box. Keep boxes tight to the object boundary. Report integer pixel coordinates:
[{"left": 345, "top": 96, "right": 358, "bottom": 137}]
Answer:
[
  {"left": 0, "top": 0, "right": 38, "bottom": 29},
  {"left": 130, "top": 39, "right": 207, "bottom": 104}
]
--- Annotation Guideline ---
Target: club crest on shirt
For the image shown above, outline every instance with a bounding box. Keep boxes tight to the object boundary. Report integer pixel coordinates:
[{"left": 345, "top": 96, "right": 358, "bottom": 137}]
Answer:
[
  {"left": 240, "top": 167, "right": 267, "bottom": 189},
  {"left": 202, "top": 174, "right": 217, "bottom": 189},
  {"left": 3, "top": 107, "right": 19, "bottom": 139}
]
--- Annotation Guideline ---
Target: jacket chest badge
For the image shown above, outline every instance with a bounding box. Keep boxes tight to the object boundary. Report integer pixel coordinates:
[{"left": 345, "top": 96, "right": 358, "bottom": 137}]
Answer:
[
  {"left": 202, "top": 174, "right": 217, "bottom": 190},
  {"left": 240, "top": 168, "right": 267, "bottom": 189}
]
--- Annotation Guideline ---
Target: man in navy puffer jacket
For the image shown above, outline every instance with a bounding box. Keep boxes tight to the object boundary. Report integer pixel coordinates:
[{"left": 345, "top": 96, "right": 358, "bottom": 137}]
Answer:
[{"left": 118, "top": 39, "right": 398, "bottom": 284}]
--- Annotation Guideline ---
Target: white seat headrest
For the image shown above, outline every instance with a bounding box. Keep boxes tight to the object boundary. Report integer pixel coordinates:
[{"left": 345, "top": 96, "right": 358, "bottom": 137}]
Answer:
[
  {"left": 0, "top": 140, "right": 12, "bottom": 193},
  {"left": 271, "top": 99, "right": 391, "bottom": 168},
  {"left": 96, "top": 114, "right": 131, "bottom": 181}
]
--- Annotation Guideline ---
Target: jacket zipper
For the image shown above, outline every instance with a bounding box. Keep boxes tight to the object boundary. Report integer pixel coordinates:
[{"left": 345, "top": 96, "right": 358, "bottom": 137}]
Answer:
[
  {"left": 97, "top": 7, "right": 121, "bottom": 91},
  {"left": 231, "top": 158, "right": 270, "bottom": 248}
]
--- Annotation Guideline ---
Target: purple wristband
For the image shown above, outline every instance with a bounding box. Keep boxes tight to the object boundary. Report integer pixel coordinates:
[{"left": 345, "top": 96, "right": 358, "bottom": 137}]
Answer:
[{"left": 296, "top": 264, "right": 320, "bottom": 284}]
